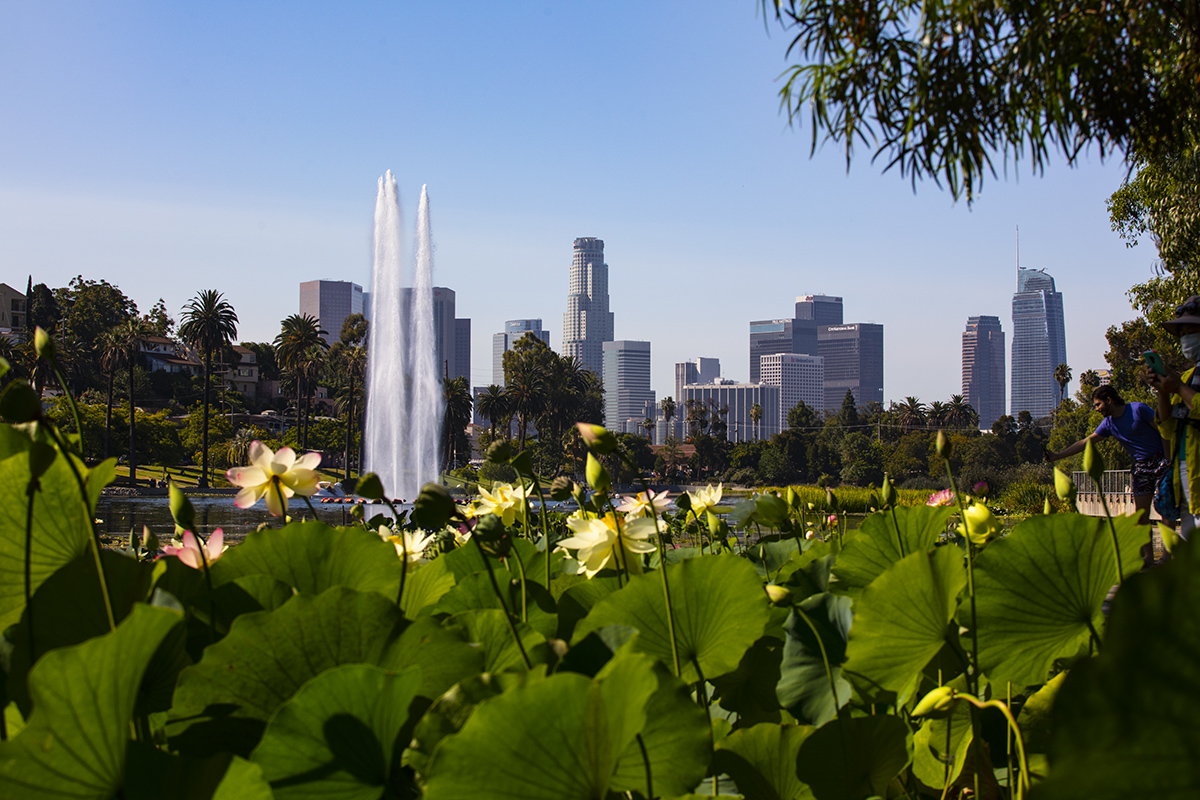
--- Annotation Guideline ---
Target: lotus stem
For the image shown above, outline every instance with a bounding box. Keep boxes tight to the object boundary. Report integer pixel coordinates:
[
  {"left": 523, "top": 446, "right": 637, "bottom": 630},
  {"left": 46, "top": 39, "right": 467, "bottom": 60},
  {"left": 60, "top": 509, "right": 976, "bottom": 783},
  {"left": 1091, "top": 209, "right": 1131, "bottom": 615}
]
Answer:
[
  {"left": 473, "top": 537, "right": 532, "bottom": 670},
  {"left": 1096, "top": 491, "right": 1125, "bottom": 584},
  {"left": 48, "top": 360, "right": 84, "bottom": 459},
  {"left": 301, "top": 494, "right": 322, "bottom": 524},
  {"left": 634, "top": 470, "right": 681, "bottom": 678},
  {"left": 380, "top": 496, "right": 407, "bottom": 608},
  {"left": 24, "top": 486, "right": 36, "bottom": 657},
  {"left": 635, "top": 733, "right": 653, "bottom": 800},
  {"left": 509, "top": 543, "right": 528, "bottom": 622}
]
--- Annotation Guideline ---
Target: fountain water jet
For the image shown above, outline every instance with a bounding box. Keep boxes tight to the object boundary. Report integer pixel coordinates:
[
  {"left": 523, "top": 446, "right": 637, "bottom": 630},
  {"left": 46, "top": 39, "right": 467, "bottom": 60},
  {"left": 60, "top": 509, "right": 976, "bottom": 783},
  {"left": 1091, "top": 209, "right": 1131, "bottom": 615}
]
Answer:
[{"left": 362, "top": 173, "right": 443, "bottom": 498}]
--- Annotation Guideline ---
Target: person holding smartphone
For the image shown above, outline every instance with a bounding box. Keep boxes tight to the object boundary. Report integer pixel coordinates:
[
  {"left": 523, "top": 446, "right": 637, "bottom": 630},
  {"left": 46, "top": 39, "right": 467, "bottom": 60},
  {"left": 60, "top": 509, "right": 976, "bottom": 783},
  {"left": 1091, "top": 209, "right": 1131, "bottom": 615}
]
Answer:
[
  {"left": 1148, "top": 295, "right": 1200, "bottom": 538},
  {"left": 1046, "top": 385, "right": 1166, "bottom": 524}
]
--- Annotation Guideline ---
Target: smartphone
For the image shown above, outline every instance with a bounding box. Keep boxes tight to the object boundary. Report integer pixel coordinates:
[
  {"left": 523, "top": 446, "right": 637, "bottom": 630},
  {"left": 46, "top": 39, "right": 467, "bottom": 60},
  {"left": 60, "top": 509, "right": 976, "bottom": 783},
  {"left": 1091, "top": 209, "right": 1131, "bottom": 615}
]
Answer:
[{"left": 1143, "top": 350, "right": 1167, "bottom": 376}]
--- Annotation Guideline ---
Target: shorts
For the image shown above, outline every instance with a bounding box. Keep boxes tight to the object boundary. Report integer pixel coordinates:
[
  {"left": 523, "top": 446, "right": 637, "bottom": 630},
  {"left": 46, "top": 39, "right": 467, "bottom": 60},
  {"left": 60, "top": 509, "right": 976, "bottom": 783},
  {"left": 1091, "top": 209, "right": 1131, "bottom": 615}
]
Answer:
[{"left": 1132, "top": 455, "right": 1168, "bottom": 496}]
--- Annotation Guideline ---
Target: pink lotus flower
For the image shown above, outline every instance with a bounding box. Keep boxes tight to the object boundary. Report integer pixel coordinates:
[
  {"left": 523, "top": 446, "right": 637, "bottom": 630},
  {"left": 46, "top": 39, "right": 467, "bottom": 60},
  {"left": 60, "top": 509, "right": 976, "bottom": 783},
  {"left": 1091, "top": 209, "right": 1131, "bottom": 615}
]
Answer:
[
  {"left": 926, "top": 488, "right": 956, "bottom": 507},
  {"left": 161, "top": 529, "right": 226, "bottom": 569},
  {"left": 826, "top": 513, "right": 839, "bottom": 527}
]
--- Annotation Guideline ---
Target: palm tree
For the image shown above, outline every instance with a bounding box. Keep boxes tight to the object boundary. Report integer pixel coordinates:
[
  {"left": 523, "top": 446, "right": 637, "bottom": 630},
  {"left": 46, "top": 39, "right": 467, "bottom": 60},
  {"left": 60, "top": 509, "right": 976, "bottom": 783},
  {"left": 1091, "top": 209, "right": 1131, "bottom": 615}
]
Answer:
[
  {"left": 1054, "top": 363, "right": 1073, "bottom": 406},
  {"left": 329, "top": 338, "right": 367, "bottom": 482},
  {"left": 442, "top": 376, "right": 474, "bottom": 471},
  {"left": 946, "top": 394, "right": 978, "bottom": 430},
  {"left": 660, "top": 396, "right": 676, "bottom": 433},
  {"left": 98, "top": 329, "right": 123, "bottom": 460},
  {"left": 642, "top": 417, "right": 655, "bottom": 441},
  {"left": 750, "top": 402, "right": 763, "bottom": 441},
  {"left": 275, "top": 314, "right": 328, "bottom": 449},
  {"left": 179, "top": 290, "right": 239, "bottom": 488},
  {"left": 112, "top": 318, "right": 146, "bottom": 486},
  {"left": 927, "top": 401, "right": 948, "bottom": 429},
  {"left": 897, "top": 397, "right": 927, "bottom": 432},
  {"left": 476, "top": 385, "right": 509, "bottom": 442},
  {"left": 506, "top": 364, "right": 546, "bottom": 452}
]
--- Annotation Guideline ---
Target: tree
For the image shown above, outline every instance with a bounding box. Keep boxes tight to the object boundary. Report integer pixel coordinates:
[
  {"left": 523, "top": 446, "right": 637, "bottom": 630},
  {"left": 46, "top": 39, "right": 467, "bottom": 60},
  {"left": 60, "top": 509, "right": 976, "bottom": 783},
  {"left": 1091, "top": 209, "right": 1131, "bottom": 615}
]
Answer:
[
  {"left": 1109, "top": 138, "right": 1200, "bottom": 274},
  {"left": 837, "top": 390, "right": 859, "bottom": 428},
  {"left": 442, "top": 376, "right": 473, "bottom": 471},
  {"left": 275, "top": 314, "right": 329, "bottom": 449},
  {"left": 112, "top": 317, "right": 146, "bottom": 485},
  {"left": 750, "top": 402, "right": 763, "bottom": 441},
  {"left": 477, "top": 385, "right": 508, "bottom": 442},
  {"left": 896, "top": 397, "right": 927, "bottom": 432},
  {"left": 764, "top": 0, "right": 1200, "bottom": 202},
  {"left": 179, "top": 290, "right": 239, "bottom": 489},
  {"left": 26, "top": 283, "right": 59, "bottom": 334},
  {"left": 1054, "top": 363, "right": 1073, "bottom": 406},
  {"left": 787, "top": 400, "right": 821, "bottom": 430},
  {"left": 642, "top": 417, "right": 655, "bottom": 441},
  {"left": 98, "top": 329, "right": 123, "bottom": 460},
  {"left": 660, "top": 396, "right": 676, "bottom": 431},
  {"left": 946, "top": 395, "right": 978, "bottom": 430},
  {"left": 143, "top": 298, "right": 175, "bottom": 338}
]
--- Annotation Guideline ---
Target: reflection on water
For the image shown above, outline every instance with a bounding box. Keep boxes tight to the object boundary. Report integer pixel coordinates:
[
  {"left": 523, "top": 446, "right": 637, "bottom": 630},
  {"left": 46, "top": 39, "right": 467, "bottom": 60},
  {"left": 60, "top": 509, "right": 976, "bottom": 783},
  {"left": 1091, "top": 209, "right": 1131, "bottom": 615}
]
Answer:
[{"left": 95, "top": 496, "right": 364, "bottom": 544}]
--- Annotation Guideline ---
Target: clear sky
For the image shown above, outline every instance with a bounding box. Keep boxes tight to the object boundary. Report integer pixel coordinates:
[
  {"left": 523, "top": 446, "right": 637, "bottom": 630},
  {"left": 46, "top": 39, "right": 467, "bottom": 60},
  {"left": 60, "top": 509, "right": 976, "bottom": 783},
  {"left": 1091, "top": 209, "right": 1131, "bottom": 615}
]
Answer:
[{"left": 0, "top": 1, "right": 1153, "bottom": 409}]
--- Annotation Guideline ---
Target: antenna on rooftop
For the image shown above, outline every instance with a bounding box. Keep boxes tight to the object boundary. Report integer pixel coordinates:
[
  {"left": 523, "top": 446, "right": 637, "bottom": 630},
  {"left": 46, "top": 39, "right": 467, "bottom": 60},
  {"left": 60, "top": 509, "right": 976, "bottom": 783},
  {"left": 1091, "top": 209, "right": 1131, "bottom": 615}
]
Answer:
[{"left": 1016, "top": 225, "right": 1020, "bottom": 270}]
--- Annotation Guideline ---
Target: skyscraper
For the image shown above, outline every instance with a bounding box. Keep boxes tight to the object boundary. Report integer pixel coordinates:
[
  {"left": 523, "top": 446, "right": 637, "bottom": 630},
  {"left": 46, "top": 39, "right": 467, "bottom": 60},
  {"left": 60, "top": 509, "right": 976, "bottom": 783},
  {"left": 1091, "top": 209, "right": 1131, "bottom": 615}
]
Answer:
[
  {"left": 759, "top": 353, "right": 824, "bottom": 436},
  {"left": 749, "top": 318, "right": 818, "bottom": 383},
  {"left": 674, "top": 357, "right": 721, "bottom": 402},
  {"left": 1011, "top": 267, "right": 1067, "bottom": 420},
  {"left": 492, "top": 319, "right": 550, "bottom": 385},
  {"left": 299, "top": 280, "right": 364, "bottom": 344},
  {"left": 818, "top": 323, "right": 884, "bottom": 411},
  {"left": 401, "top": 286, "right": 471, "bottom": 384},
  {"left": 681, "top": 381, "right": 780, "bottom": 443},
  {"left": 962, "top": 316, "right": 1006, "bottom": 429},
  {"left": 795, "top": 294, "right": 844, "bottom": 326},
  {"left": 562, "top": 237, "right": 614, "bottom": 378},
  {"left": 602, "top": 340, "right": 654, "bottom": 430}
]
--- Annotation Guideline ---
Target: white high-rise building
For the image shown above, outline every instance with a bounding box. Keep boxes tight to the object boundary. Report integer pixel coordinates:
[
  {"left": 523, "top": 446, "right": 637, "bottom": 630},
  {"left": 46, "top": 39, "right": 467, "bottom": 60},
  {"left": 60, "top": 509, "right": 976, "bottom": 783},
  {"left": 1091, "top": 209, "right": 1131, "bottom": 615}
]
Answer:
[
  {"left": 759, "top": 353, "right": 824, "bottom": 436},
  {"left": 562, "top": 237, "right": 614, "bottom": 379},
  {"left": 492, "top": 319, "right": 550, "bottom": 386},
  {"left": 674, "top": 357, "right": 721, "bottom": 402},
  {"left": 299, "top": 280, "right": 364, "bottom": 344},
  {"left": 602, "top": 340, "right": 654, "bottom": 430},
  {"left": 681, "top": 381, "right": 781, "bottom": 444}
]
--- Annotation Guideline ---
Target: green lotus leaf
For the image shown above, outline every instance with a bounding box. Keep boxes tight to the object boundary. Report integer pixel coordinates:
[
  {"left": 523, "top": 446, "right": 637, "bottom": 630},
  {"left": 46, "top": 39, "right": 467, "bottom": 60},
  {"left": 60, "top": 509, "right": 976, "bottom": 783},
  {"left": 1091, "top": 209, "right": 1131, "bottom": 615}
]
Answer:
[
  {"left": 378, "top": 615, "right": 486, "bottom": 701},
  {"left": 1018, "top": 672, "right": 1066, "bottom": 754},
  {"left": 440, "top": 538, "right": 558, "bottom": 586},
  {"left": 123, "top": 745, "right": 273, "bottom": 800},
  {"left": 832, "top": 506, "right": 954, "bottom": 595},
  {"left": 209, "top": 521, "right": 400, "bottom": 600},
  {"left": 557, "top": 624, "right": 639, "bottom": 677},
  {"left": 407, "top": 672, "right": 533, "bottom": 776},
  {"left": 446, "top": 609, "right": 553, "bottom": 673},
  {"left": 776, "top": 592, "right": 853, "bottom": 726},
  {"left": 251, "top": 664, "right": 423, "bottom": 800},
  {"left": 435, "top": 569, "right": 558, "bottom": 638},
  {"left": 168, "top": 586, "right": 406, "bottom": 757},
  {"left": 713, "top": 722, "right": 815, "bottom": 800},
  {"left": 711, "top": 637, "right": 785, "bottom": 727},
  {"left": 795, "top": 714, "right": 911, "bottom": 800},
  {"left": 745, "top": 538, "right": 801, "bottom": 579},
  {"left": 400, "top": 557, "right": 456, "bottom": 616},
  {"left": 424, "top": 652, "right": 703, "bottom": 800},
  {"left": 555, "top": 575, "right": 621, "bottom": 640},
  {"left": 0, "top": 604, "right": 182, "bottom": 799},
  {"left": 1034, "top": 540, "right": 1200, "bottom": 799},
  {"left": 911, "top": 679, "right": 973, "bottom": 791},
  {"left": 573, "top": 554, "right": 772, "bottom": 683},
  {"left": 970, "top": 513, "right": 1146, "bottom": 687},
  {"left": 0, "top": 447, "right": 93, "bottom": 631},
  {"left": 842, "top": 545, "right": 966, "bottom": 703}
]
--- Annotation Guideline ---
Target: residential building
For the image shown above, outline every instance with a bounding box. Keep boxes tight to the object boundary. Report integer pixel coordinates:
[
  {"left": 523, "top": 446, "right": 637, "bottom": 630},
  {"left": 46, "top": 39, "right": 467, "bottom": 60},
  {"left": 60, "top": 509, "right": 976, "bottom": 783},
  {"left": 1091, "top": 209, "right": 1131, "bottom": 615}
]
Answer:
[
  {"left": 299, "top": 280, "right": 364, "bottom": 345},
  {"left": 0, "top": 283, "right": 26, "bottom": 333},
  {"left": 962, "top": 316, "right": 1006, "bottom": 429},
  {"left": 681, "top": 381, "right": 781, "bottom": 444},
  {"left": 817, "top": 323, "right": 884, "bottom": 411},
  {"left": 492, "top": 319, "right": 550, "bottom": 385},
  {"left": 140, "top": 337, "right": 199, "bottom": 376},
  {"left": 795, "top": 294, "right": 844, "bottom": 326},
  {"left": 1011, "top": 267, "right": 1067, "bottom": 420},
  {"left": 674, "top": 357, "right": 720, "bottom": 402},
  {"left": 759, "top": 353, "right": 824, "bottom": 436},
  {"left": 602, "top": 340, "right": 654, "bottom": 430},
  {"left": 749, "top": 318, "right": 818, "bottom": 383},
  {"left": 227, "top": 345, "right": 259, "bottom": 397},
  {"left": 562, "top": 237, "right": 614, "bottom": 379}
]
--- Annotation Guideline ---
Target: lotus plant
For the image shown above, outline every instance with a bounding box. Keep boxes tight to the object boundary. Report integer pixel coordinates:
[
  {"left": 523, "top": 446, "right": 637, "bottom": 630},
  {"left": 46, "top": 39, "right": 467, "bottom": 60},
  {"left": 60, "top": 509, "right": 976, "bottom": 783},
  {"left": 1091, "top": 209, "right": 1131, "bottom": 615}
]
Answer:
[
  {"left": 160, "top": 529, "right": 227, "bottom": 569},
  {"left": 226, "top": 441, "right": 322, "bottom": 518},
  {"left": 558, "top": 513, "right": 657, "bottom": 579}
]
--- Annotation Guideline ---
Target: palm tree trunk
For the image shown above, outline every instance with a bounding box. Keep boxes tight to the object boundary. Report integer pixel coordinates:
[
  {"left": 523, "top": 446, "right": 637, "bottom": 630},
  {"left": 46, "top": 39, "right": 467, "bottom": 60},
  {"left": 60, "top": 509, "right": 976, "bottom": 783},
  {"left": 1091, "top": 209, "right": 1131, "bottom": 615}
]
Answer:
[
  {"left": 128, "top": 360, "right": 137, "bottom": 487},
  {"left": 200, "top": 350, "right": 211, "bottom": 489},
  {"left": 104, "top": 371, "right": 113, "bottom": 459}
]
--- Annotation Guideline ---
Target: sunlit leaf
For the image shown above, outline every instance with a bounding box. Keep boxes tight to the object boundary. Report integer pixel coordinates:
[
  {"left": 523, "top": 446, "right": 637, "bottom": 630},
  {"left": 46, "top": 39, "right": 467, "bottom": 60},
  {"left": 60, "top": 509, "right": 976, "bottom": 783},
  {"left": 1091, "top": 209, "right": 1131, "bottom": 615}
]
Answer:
[
  {"left": 832, "top": 506, "right": 953, "bottom": 595},
  {"left": 713, "top": 722, "right": 814, "bottom": 800}
]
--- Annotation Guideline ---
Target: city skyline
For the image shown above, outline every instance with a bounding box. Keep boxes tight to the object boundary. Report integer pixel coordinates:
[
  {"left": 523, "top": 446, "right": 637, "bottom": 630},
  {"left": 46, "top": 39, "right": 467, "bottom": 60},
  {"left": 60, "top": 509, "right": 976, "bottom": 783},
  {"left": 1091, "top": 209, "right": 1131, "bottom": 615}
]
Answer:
[{"left": 2, "top": 4, "right": 1153, "bottom": 410}]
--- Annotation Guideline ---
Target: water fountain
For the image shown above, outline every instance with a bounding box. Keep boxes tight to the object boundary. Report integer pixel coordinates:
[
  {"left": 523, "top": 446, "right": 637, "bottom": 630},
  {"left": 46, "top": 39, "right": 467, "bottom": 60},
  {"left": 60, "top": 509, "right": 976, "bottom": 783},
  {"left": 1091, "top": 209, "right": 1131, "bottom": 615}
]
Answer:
[{"left": 362, "top": 172, "right": 443, "bottom": 499}]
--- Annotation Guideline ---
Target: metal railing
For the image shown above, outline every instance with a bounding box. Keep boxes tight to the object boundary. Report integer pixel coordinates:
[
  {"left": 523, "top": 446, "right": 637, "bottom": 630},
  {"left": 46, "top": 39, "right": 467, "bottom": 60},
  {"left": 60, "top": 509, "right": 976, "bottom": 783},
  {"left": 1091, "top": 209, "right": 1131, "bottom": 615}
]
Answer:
[{"left": 1071, "top": 469, "right": 1133, "bottom": 497}]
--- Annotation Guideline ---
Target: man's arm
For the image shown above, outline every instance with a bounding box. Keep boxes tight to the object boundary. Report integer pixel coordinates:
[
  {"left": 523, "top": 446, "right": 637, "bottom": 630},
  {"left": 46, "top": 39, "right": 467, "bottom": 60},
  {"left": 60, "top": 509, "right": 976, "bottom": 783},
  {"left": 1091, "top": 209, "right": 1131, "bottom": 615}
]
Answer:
[{"left": 1046, "top": 431, "right": 1103, "bottom": 463}]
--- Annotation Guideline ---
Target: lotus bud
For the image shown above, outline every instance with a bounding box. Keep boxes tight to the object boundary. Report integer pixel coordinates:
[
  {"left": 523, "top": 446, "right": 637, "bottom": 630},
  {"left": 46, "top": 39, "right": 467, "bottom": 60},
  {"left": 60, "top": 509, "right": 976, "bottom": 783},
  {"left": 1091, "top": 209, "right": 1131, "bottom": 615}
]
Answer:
[
  {"left": 356, "top": 473, "right": 385, "bottom": 501},
  {"left": 805, "top": 529, "right": 816, "bottom": 540},
  {"left": 33, "top": 327, "right": 56, "bottom": 362},
  {"left": 576, "top": 422, "right": 618, "bottom": 455},
  {"left": 509, "top": 449, "right": 534, "bottom": 476},
  {"left": 412, "top": 482, "right": 457, "bottom": 530},
  {"left": 1082, "top": 439, "right": 1105, "bottom": 485},
  {"left": 1054, "top": 468, "right": 1077, "bottom": 505},
  {"left": 586, "top": 452, "right": 611, "bottom": 492},
  {"left": 880, "top": 474, "right": 897, "bottom": 509},
  {"left": 825, "top": 487, "right": 840, "bottom": 512},
  {"left": 169, "top": 481, "right": 195, "bottom": 532},
  {"left": 706, "top": 509, "right": 722, "bottom": 539},
  {"left": 913, "top": 686, "right": 956, "bottom": 718},
  {"left": 549, "top": 475, "right": 575, "bottom": 502},
  {"left": 765, "top": 584, "right": 791, "bottom": 605},
  {"left": 1043, "top": 496, "right": 1055, "bottom": 515},
  {"left": 349, "top": 502, "right": 365, "bottom": 521},
  {"left": 958, "top": 501, "right": 1001, "bottom": 546},
  {"left": 785, "top": 485, "right": 798, "bottom": 509},
  {"left": 486, "top": 440, "right": 513, "bottom": 464},
  {"left": 675, "top": 492, "right": 693, "bottom": 513},
  {"left": 936, "top": 430, "right": 950, "bottom": 458},
  {"left": 140, "top": 525, "right": 159, "bottom": 553}
]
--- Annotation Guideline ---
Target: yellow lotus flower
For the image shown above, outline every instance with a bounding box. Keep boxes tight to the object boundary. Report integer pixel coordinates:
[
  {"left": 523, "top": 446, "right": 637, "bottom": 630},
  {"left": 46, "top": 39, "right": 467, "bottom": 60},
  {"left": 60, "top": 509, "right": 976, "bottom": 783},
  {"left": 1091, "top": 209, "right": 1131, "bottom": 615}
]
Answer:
[
  {"left": 957, "top": 501, "right": 1002, "bottom": 546},
  {"left": 226, "top": 441, "right": 321, "bottom": 517},
  {"left": 616, "top": 489, "right": 671, "bottom": 517},
  {"left": 687, "top": 483, "right": 726, "bottom": 516},
  {"left": 475, "top": 482, "right": 528, "bottom": 526},
  {"left": 383, "top": 526, "right": 437, "bottom": 565},
  {"left": 557, "top": 513, "right": 657, "bottom": 578}
]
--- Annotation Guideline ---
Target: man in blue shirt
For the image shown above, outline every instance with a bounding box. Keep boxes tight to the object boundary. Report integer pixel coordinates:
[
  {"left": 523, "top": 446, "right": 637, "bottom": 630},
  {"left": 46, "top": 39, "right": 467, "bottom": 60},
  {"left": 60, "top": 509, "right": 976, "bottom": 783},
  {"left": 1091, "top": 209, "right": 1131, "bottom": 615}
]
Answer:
[{"left": 1046, "top": 385, "right": 1167, "bottom": 523}]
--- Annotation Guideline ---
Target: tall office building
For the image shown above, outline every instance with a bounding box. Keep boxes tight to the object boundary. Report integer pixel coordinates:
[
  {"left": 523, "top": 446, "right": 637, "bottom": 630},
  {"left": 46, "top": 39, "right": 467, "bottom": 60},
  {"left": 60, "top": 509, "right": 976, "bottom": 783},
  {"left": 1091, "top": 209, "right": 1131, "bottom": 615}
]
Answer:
[
  {"left": 795, "top": 295, "right": 844, "bottom": 326},
  {"left": 759, "top": 353, "right": 824, "bottom": 436},
  {"left": 299, "top": 280, "right": 364, "bottom": 344},
  {"left": 492, "top": 319, "right": 551, "bottom": 385},
  {"left": 749, "top": 318, "right": 819, "bottom": 383},
  {"left": 674, "top": 357, "right": 721, "bottom": 401},
  {"left": 562, "top": 237, "right": 614, "bottom": 379},
  {"left": 1011, "top": 267, "right": 1067, "bottom": 420},
  {"left": 602, "top": 340, "right": 655, "bottom": 429},
  {"left": 681, "top": 381, "right": 781, "bottom": 443},
  {"left": 818, "top": 323, "right": 884, "bottom": 411},
  {"left": 962, "top": 316, "right": 1006, "bottom": 429},
  {"left": 455, "top": 318, "right": 471, "bottom": 386},
  {"left": 402, "top": 286, "right": 471, "bottom": 384}
]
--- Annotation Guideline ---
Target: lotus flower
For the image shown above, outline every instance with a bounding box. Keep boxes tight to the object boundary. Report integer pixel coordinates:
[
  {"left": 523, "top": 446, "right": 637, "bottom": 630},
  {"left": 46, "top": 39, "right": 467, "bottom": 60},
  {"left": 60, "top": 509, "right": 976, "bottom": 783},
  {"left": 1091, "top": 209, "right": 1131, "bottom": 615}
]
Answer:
[
  {"left": 616, "top": 489, "right": 671, "bottom": 517},
  {"left": 687, "top": 483, "right": 726, "bottom": 516},
  {"left": 556, "top": 514, "right": 656, "bottom": 578},
  {"left": 957, "top": 501, "right": 1002, "bottom": 546},
  {"left": 926, "top": 488, "right": 956, "bottom": 507},
  {"left": 226, "top": 441, "right": 321, "bottom": 517},
  {"left": 475, "top": 482, "right": 528, "bottom": 527},
  {"left": 383, "top": 526, "right": 437, "bottom": 564},
  {"left": 161, "top": 529, "right": 226, "bottom": 569}
]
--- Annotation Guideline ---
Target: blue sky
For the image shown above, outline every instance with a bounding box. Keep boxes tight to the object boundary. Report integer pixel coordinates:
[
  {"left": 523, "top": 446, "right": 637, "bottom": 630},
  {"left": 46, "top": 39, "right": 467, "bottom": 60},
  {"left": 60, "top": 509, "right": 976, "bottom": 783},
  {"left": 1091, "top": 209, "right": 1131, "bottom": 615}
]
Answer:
[{"left": 0, "top": 2, "right": 1153, "bottom": 407}]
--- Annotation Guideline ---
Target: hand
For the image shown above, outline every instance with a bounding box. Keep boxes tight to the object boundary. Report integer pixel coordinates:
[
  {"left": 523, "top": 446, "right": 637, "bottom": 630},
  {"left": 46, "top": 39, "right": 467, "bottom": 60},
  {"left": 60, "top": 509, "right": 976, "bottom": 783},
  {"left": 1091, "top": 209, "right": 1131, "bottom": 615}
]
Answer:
[{"left": 1149, "top": 370, "right": 1182, "bottom": 394}]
